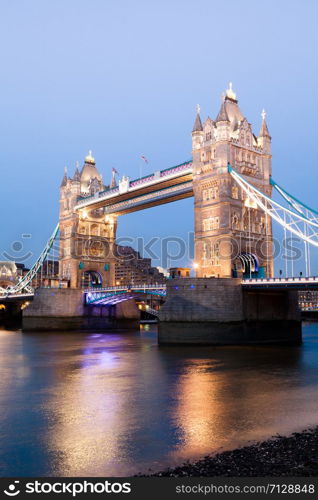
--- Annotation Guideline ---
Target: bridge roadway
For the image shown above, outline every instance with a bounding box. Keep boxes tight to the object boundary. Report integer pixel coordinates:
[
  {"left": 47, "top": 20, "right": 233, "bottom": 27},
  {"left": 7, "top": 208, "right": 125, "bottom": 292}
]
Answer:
[
  {"left": 85, "top": 284, "right": 166, "bottom": 305},
  {"left": 84, "top": 277, "right": 318, "bottom": 305}
]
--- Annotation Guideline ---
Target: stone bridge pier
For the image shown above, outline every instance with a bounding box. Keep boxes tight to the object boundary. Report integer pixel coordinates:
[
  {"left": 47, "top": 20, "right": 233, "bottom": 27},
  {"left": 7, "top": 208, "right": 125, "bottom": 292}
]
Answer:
[
  {"left": 23, "top": 288, "right": 140, "bottom": 331},
  {"left": 158, "top": 278, "right": 301, "bottom": 345}
]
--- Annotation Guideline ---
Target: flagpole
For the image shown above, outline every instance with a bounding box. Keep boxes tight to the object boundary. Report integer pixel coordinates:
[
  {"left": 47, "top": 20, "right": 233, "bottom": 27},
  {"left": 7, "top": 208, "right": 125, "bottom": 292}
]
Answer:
[{"left": 140, "top": 155, "right": 149, "bottom": 179}]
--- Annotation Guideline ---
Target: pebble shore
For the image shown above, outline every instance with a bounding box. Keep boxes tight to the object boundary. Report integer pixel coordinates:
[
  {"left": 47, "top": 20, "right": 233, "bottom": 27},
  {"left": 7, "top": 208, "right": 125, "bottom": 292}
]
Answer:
[{"left": 147, "top": 428, "right": 318, "bottom": 477}]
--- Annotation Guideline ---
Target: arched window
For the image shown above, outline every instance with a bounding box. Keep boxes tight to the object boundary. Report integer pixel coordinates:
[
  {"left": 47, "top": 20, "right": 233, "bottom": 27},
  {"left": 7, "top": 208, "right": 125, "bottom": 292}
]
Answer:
[
  {"left": 209, "top": 186, "right": 219, "bottom": 199},
  {"left": 212, "top": 242, "right": 220, "bottom": 265},
  {"left": 202, "top": 241, "right": 211, "bottom": 267},
  {"left": 232, "top": 213, "right": 239, "bottom": 229},
  {"left": 232, "top": 186, "right": 239, "bottom": 199}
]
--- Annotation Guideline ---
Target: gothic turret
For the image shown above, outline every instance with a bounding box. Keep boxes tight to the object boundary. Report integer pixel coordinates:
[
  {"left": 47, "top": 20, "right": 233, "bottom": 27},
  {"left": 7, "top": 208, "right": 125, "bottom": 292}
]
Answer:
[
  {"left": 215, "top": 95, "right": 230, "bottom": 141},
  {"left": 215, "top": 84, "right": 245, "bottom": 137},
  {"left": 215, "top": 98, "right": 230, "bottom": 123},
  {"left": 259, "top": 109, "right": 271, "bottom": 138},
  {"left": 73, "top": 162, "right": 81, "bottom": 182},
  {"left": 110, "top": 168, "right": 118, "bottom": 189},
  {"left": 192, "top": 104, "right": 204, "bottom": 153},
  {"left": 258, "top": 109, "right": 271, "bottom": 154},
  {"left": 80, "top": 151, "right": 103, "bottom": 193},
  {"left": 60, "top": 167, "right": 68, "bottom": 187},
  {"left": 192, "top": 106, "right": 203, "bottom": 132}
]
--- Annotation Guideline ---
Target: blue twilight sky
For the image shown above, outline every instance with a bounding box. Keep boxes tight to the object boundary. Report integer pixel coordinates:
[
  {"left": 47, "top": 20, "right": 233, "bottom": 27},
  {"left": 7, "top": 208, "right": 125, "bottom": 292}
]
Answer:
[{"left": 1, "top": 0, "right": 318, "bottom": 272}]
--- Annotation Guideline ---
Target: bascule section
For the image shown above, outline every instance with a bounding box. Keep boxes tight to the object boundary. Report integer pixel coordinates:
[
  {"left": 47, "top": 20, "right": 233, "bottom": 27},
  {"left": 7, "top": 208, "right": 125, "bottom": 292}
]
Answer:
[
  {"left": 192, "top": 84, "right": 273, "bottom": 279},
  {"left": 59, "top": 151, "right": 118, "bottom": 289}
]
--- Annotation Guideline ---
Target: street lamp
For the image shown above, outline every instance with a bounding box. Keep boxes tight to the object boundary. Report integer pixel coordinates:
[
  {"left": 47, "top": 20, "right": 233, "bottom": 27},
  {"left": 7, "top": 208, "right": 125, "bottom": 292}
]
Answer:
[{"left": 193, "top": 262, "right": 199, "bottom": 277}]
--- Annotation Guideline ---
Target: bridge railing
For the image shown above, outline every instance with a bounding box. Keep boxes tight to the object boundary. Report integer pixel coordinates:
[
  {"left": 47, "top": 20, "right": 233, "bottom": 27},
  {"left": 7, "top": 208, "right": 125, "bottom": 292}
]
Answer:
[
  {"left": 84, "top": 283, "right": 167, "bottom": 293},
  {"left": 242, "top": 276, "right": 318, "bottom": 285}
]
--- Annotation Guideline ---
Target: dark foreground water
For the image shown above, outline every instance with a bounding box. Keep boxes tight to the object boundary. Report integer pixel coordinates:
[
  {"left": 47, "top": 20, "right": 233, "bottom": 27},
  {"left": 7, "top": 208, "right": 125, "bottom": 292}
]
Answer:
[{"left": 1, "top": 323, "right": 318, "bottom": 477}]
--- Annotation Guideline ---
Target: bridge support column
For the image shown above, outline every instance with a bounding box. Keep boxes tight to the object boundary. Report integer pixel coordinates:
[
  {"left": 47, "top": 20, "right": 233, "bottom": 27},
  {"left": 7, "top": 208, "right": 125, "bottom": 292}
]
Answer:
[
  {"left": 23, "top": 288, "right": 139, "bottom": 331},
  {"left": 158, "top": 278, "right": 301, "bottom": 345}
]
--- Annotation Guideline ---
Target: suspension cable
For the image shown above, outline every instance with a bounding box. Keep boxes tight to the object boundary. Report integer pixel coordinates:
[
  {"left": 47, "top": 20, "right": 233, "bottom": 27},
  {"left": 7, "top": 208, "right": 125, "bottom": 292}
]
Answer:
[
  {"left": 229, "top": 165, "right": 318, "bottom": 249},
  {"left": 1, "top": 223, "right": 60, "bottom": 295}
]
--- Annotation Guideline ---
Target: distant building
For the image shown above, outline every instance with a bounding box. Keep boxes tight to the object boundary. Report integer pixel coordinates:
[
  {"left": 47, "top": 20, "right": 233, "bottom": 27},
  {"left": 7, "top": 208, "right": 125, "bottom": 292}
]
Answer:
[
  {"left": 114, "top": 245, "right": 166, "bottom": 286},
  {"left": 299, "top": 291, "right": 318, "bottom": 311},
  {"left": 0, "top": 261, "right": 17, "bottom": 288},
  {"left": 169, "top": 267, "right": 190, "bottom": 278},
  {"left": 17, "top": 261, "right": 60, "bottom": 289}
]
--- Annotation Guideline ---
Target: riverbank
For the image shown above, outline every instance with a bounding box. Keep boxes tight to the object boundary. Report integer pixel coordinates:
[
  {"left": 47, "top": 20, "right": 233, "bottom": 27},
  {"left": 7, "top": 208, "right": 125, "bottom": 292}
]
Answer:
[{"left": 148, "top": 427, "right": 318, "bottom": 476}]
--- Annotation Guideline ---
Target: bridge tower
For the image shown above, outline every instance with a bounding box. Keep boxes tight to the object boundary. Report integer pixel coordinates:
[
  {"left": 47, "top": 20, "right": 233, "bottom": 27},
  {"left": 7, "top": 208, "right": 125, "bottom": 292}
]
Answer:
[
  {"left": 192, "top": 84, "right": 273, "bottom": 278},
  {"left": 59, "top": 152, "right": 117, "bottom": 288}
]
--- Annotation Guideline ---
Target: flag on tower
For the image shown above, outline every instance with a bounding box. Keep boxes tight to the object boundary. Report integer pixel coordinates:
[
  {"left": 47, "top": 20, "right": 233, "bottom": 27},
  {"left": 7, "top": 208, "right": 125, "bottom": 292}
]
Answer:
[
  {"left": 140, "top": 155, "right": 149, "bottom": 164},
  {"left": 112, "top": 167, "right": 119, "bottom": 175}
]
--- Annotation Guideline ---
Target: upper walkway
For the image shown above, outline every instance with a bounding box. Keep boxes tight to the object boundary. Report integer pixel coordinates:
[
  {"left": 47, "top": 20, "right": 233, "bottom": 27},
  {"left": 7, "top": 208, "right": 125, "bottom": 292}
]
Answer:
[{"left": 74, "top": 161, "right": 193, "bottom": 215}]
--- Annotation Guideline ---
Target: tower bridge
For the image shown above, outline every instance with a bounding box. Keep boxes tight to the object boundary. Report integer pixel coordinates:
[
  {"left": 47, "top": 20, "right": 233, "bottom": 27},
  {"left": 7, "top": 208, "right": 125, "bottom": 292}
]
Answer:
[
  {"left": 2, "top": 83, "right": 318, "bottom": 344},
  {"left": 55, "top": 83, "right": 275, "bottom": 290}
]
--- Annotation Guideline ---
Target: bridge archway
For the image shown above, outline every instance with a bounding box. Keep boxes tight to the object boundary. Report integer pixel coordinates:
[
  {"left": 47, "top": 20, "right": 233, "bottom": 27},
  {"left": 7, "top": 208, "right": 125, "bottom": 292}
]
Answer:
[
  {"left": 81, "top": 270, "right": 103, "bottom": 289},
  {"left": 233, "top": 253, "right": 260, "bottom": 278}
]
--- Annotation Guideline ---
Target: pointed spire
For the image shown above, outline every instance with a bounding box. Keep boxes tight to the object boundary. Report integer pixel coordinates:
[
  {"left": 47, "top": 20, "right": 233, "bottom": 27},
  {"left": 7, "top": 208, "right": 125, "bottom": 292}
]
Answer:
[
  {"left": 73, "top": 161, "right": 81, "bottom": 181},
  {"left": 60, "top": 166, "right": 68, "bottom": 187},
  {"left": 110, "top": 168, "right": 118, "bottom": 188},
  {"left": 259, "top": 109, "right": 271, "bottom": 138},
  {"left": 216, "top": 96, "right": 230, "bottom": 122},
  {"left": 192, "top": 104, "right": 203, "bottom": 132}
]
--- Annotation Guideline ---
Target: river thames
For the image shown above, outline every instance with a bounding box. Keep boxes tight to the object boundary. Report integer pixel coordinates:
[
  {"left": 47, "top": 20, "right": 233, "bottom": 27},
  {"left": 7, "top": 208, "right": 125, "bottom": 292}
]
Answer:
[{"left": 1, "top": 323, "right": 318, "bottom": 477}]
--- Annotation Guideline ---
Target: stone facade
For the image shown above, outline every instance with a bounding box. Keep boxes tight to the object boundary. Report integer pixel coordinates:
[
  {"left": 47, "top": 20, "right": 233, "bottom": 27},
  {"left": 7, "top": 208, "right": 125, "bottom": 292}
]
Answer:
[
  {"left": 192, "top": 85, "right": 273, "bottom": 278},
  {"left": 59, "top": 152, "right": 118, "bottom": 288}
]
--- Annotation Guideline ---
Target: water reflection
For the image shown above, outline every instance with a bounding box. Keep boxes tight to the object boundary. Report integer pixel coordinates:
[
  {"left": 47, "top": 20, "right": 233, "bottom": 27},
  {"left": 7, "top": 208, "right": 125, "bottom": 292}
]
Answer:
[{"left": 0, "top": 324, "right": 318, "bottom": 476}]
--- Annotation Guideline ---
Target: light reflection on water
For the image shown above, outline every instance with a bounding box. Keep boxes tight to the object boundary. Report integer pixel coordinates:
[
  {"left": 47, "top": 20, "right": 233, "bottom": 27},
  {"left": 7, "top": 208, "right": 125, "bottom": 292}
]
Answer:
[{"left": 0, "top": 323, "right": 318, "bottom": 476}]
